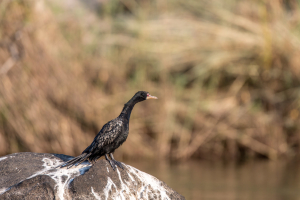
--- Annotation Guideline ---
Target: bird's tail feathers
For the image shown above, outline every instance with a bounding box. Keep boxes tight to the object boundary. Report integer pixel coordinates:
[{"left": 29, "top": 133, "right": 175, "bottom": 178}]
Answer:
[{"left": 56, "top": 153, "right": 92, "bottom": 169}]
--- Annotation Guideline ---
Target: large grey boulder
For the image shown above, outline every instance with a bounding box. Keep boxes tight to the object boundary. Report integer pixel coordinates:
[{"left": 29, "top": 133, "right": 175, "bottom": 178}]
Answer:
[{"left": 0, "top": 153, "right": 185, "bottom": 200}]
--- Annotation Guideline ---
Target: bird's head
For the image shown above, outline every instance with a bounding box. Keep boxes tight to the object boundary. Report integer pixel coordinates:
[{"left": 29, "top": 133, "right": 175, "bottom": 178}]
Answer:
[{"left": 133, "top": 91, "right": 158, "bottom": 102}]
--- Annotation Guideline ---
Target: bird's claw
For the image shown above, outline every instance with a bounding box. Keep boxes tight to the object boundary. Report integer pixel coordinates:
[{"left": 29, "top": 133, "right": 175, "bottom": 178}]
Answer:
[
  {"left": 107, "top": 160, "right": 117, "bottom": 171},
  {"left": 113, "top": 160, "right": 124, "bottom": 170},
  {"left": 107, "top": 160, "right": 124, "bottom": 170}
]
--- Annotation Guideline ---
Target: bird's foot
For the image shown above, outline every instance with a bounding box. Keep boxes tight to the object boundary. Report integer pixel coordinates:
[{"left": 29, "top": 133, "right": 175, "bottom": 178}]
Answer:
[
  {"left": 107, "top": 159, "right": 117, "bottom": 171},
  {"left": 111, "top": 160, "right": 124, "bottom": 170}
]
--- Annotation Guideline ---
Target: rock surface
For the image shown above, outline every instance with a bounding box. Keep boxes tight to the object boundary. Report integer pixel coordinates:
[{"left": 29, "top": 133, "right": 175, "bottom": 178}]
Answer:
[{"left": 0, "top": 153, "right": 185, "bottom": 200}]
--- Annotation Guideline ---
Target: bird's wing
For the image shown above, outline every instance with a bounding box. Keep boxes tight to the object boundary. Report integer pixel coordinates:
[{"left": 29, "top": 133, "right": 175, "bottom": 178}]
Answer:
[{"left": 83, "top": 119, "right": 123, "bottom": 153}]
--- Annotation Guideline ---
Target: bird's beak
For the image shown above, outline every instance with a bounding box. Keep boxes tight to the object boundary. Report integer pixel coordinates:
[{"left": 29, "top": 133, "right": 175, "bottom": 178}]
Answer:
[{"left": 146, "top": 94, "right": 158, "bottom": 100}]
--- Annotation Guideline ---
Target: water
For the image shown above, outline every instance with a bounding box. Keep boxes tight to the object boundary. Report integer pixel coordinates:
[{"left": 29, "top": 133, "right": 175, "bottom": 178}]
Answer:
[{"left": 126, "top": 160, "right": 300, "bottom": 200}]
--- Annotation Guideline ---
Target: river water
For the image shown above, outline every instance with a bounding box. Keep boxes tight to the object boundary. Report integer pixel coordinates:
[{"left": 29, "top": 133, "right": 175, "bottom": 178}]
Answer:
[{"left": 127, "top": 160, "right": 300, "bottom": 200}]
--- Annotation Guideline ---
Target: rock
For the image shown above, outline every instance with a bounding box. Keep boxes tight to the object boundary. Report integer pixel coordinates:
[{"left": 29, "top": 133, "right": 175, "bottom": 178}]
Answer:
[{"left": 0, "top": 153, "right": 185, "bottom": 200}]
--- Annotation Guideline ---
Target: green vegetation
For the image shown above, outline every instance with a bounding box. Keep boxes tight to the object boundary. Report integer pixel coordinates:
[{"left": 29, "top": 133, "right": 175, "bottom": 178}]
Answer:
[{"left": 0, "top": 0, "right": 300, "bottom": 162}]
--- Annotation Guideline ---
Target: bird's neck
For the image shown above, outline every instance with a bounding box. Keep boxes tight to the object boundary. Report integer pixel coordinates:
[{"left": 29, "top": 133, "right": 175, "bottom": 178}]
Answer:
[{"left": 119, "top": 99, "right": 139, "bottom": 121}]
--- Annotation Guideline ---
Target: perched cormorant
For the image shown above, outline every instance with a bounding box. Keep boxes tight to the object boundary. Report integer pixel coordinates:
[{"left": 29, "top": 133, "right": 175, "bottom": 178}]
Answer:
[{"left": 58, "top": 91, "right": 157, "bottom": 170}]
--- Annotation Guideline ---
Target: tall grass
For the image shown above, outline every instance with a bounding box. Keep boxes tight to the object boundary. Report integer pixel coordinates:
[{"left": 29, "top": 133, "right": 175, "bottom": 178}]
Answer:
[{"left": 0, "top": 0, "right": 300, "bottom": 162}]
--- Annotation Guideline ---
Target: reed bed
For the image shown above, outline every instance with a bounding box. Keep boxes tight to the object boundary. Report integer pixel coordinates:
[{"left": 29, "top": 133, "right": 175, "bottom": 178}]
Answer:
[{"left": 0, "top": 0, "right": 300, "bottom": 162}]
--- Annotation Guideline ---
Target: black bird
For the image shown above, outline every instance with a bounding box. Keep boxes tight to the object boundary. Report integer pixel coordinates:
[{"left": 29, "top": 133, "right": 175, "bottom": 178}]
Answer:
[{"left": 58, "top": 91, "right": 157, "bottom": 170}]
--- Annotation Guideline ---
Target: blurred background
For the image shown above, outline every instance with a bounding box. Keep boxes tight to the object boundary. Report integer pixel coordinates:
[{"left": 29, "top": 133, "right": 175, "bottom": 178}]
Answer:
[{"left": 1, "top": 0, "right": 300, "bottom": 199}]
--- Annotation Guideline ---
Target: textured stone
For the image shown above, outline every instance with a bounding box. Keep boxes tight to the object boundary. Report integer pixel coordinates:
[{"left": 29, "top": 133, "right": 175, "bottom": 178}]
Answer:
[{"left": 0, "top": 153, "right": 185, "bottom": 200}]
